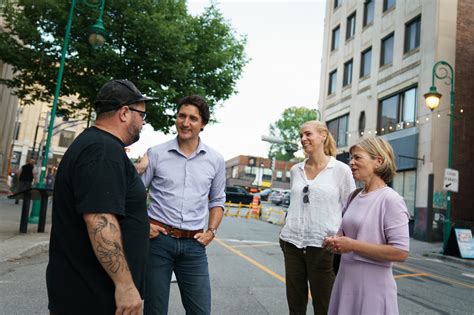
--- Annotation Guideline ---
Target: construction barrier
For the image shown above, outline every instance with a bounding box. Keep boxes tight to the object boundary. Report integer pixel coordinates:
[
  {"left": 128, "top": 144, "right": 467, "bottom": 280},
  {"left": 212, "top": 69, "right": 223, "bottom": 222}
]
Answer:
[{"left": 223, "top": 201, "right": 286, "bottom": 225}]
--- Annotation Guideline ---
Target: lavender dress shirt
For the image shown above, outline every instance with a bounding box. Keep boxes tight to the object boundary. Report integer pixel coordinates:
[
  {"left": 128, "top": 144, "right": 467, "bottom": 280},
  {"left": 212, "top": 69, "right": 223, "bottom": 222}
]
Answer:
[{"left": 141, "top": 138, "right": 226, "bottom": 230}]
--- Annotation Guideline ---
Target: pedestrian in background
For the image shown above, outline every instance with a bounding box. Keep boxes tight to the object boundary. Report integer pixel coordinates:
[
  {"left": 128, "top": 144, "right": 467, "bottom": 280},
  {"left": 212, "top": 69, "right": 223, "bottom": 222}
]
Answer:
[
  {"left": 279, "top": 120, "right": 355, "bottom": 315},
  {"left": 324, "top": 137, "right": 410, "bottom": 315},
  {"left": 140, "top": 95, "right": 226, "bottom": 315},
  {"left": 17, "top": 158, "right": 35, "bottom": 192},
  {"left": 46, "top": 79, "right": 157, "bottom": 314}
]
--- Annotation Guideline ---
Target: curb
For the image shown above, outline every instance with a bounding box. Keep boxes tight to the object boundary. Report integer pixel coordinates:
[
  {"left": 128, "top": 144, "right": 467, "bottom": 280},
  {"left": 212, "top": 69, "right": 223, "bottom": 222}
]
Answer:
[
  {"left": 3, "top": 241, "right": 49, "bottom": 262},
  {"left": 423, "top": 252, "right": 474, "bottom": 267}
]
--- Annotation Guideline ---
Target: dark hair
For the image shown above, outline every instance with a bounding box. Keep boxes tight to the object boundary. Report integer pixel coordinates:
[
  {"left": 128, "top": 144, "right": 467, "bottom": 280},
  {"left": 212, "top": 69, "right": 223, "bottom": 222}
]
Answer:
[{"left": 177, "top": 95, "right": 210, "bottom": 125}]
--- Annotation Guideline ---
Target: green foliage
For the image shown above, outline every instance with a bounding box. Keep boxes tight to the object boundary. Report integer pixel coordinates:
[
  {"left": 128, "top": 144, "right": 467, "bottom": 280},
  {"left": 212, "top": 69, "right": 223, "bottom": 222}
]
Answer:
[
  {"left": 268, "top": 106, "right": 318, "bottom": 161},
  {"left": 0, "top": 0, "right": 247, "bottom": 133}
]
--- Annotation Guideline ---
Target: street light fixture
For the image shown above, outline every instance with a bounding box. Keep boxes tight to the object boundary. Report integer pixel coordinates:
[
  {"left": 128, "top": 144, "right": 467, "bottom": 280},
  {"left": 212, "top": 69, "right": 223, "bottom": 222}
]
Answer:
[
  {"left": 37, "top": 0, "right": 107, "bottom": 188},
  {"left": 423, "top": 60, "right": 455, "bottom": 252}
]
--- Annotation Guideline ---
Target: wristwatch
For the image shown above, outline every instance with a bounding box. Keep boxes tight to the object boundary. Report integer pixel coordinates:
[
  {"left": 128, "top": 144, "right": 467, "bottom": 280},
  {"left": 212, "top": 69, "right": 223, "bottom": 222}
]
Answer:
[{"left": 208, "top": 228, "right": 217, "bottom": 237}]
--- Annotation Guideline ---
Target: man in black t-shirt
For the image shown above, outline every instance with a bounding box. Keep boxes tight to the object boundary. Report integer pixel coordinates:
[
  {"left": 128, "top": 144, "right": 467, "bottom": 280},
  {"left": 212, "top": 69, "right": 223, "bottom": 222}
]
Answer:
[{"left": 46, "top": 80, "right": 157, "bottom": 315}]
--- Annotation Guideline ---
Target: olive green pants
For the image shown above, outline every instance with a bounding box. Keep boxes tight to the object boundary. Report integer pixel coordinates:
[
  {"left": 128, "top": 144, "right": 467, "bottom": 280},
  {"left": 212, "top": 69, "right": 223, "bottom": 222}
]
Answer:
[{"left": 280, "top": 239, "right": 335, "bottom": 315}]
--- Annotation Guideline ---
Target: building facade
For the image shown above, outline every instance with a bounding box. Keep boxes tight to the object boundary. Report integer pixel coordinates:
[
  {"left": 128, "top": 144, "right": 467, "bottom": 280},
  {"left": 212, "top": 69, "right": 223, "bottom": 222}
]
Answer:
[
  {"left": 10, "top": 98, "right": 88, "bottom": 177},
  {"left": 225, "top": 155, "right": 298, "bottom": 190},
  {"left": 319, "top": 0, "right": 469, "bottom": 241},
  {"left": 0, "top": 1, "right": 19, "bottom": 193}
]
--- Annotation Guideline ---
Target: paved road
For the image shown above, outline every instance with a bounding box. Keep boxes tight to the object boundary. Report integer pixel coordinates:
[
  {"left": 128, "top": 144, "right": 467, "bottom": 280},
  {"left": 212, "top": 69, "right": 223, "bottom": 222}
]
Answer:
[{"left": 1, "top": 204, "right": 473, "bottom": 314}]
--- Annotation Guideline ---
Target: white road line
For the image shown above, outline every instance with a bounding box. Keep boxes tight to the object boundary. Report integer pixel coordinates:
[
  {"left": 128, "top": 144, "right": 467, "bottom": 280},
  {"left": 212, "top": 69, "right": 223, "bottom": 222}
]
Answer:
[{"left": 462, "top": 273, "right": 474, "bottom": 279}]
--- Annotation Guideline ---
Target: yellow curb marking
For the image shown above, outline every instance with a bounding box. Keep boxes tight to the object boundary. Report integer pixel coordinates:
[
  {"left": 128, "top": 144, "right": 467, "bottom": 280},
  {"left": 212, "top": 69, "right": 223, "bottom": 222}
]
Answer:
[
  {"left": 214, "top": 238, "right": 286, "bottom": 283},
  {"left": 394, "top": 263, "right": 474, "bottom": 289},
  {"left": 394, "top": 273, "right": 429, "bottom": 279}
]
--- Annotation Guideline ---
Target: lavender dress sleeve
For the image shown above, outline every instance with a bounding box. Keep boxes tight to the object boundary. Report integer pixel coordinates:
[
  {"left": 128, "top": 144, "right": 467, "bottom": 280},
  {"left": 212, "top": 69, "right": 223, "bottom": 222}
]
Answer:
[{"left": 383, "top": 194, "right": 410, "bottom": 252}]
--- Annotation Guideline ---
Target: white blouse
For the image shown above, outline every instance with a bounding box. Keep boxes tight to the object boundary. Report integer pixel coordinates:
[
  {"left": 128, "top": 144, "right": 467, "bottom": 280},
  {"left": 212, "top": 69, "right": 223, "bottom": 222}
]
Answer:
[{"left": 279, "top": 157, "right": 356, "bottom": 248}]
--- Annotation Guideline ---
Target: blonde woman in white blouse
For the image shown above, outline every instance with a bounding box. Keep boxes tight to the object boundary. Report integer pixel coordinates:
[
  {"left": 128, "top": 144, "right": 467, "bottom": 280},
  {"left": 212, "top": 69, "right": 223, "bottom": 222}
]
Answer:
[{"left": 279, "top": 120, "right": 355, "bottom": 315}]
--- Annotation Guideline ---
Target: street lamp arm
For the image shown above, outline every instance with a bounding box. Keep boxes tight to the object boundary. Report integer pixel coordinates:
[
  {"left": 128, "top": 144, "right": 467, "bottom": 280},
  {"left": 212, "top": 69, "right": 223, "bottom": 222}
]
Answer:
[{"left": 432, "top": 61, "right": 455, "bottom": 91}]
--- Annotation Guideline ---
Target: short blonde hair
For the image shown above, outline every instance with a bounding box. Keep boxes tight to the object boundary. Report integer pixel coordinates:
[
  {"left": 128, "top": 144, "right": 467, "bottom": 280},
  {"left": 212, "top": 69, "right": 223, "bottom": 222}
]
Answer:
[
  {"left": 349, "top": 137, "right": 396, "bottom": 183},
  {"left": 301, "top": 120, "right": 336, "bottom": 157}
]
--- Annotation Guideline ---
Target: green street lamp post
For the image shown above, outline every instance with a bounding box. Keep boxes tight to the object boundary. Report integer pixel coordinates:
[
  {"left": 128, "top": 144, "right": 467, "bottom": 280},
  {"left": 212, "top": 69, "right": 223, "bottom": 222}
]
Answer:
[
  {"left": 29, "top": 0, "right": 107, "bottom": 223},
  {"left": 423, "top": 60, "right": 455, "bottom": 252}
]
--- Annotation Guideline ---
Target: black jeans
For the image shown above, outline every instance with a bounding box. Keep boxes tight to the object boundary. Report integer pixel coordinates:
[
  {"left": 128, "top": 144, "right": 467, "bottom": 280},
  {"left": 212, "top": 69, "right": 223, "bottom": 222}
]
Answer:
[{"left": 280, "top": 239, "right": 335, "bottom": 315}]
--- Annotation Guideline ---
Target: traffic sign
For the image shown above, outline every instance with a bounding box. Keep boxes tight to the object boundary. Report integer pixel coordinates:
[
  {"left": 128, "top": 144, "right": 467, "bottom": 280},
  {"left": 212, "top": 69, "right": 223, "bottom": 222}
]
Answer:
[{"left": 443, "top": 168, "right": 459, "bottom": 192}]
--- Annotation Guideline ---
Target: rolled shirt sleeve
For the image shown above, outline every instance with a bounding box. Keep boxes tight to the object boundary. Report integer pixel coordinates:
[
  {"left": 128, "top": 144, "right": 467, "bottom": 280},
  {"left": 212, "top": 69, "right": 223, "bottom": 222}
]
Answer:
[
  {"left": 208, "top": 156, "right": 226, "bottom": 210},
  {"left": 383, "top": 194, "right": 410, "bottom": 252}
]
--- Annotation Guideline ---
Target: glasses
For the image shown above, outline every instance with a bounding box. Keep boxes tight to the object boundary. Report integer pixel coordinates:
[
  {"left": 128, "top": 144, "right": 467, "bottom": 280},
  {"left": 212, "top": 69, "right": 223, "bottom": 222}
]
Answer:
[
  {"left": 128, "top": 107, "right": 147, "bottom": 120},
  {"left": 303, "top": 185, "right": 309, "bottom": 204}
]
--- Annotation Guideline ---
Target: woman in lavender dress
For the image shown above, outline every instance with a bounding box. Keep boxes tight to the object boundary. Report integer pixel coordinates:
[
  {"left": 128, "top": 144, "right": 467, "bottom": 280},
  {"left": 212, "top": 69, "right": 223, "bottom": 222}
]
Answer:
[{"left": 324, "top": 137, "right": 410, "bottom": 315}]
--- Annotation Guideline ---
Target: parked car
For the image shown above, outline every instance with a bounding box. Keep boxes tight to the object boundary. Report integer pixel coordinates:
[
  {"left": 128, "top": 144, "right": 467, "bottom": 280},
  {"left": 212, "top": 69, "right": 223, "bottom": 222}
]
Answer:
[
  {"left": 225, "top": 186, "right": 255, "bottom": 204},
  {"left": 270, "top": 190, "right": 289, "bottom": 205},
  {"left": 257, "top": 188, "right": 273, "bottom": 201},
  {"left": 281, "top": 191, "right": 291, "bottom": 207}
]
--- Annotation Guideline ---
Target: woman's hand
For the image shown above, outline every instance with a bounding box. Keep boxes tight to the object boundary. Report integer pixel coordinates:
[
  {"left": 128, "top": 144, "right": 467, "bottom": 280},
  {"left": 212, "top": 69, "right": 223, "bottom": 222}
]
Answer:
[
  {"left": 323, "top": 235, "right": 355, "bottom": 254},
  {"left": 134, "top": 153, "right": 149, "bottom": 175}
]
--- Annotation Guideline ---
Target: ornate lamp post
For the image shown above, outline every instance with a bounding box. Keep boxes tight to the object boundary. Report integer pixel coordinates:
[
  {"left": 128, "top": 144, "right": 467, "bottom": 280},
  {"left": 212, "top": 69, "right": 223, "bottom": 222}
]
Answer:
[
  {"left": 29, "top": 0, "right": 107, "bottom": 224},
  {"left": 423, "top": 60, "right": 455, "bottom": 252},
  {"left": 37, "top": 0, "right": 107, "bottom": 187}
]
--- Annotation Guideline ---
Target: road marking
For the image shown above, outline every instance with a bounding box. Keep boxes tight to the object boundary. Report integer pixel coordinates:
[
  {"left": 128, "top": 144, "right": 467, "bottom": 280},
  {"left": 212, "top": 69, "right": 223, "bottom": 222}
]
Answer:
[
  {"left": 394, "top": 263, "right": 474, "bottom": 289},
  {"left": 462, "top": 273, "right": 474, "bottom": 279},
  {"left": 424, "top": 258, "right": 443, "bottom": 263},
  {"left": 232, "top": 244, "right": 279, "bottom": 248},
  {"left": 214, "top": 238, "right": 286, "bottom": 283},
  {"left": 220, "top": 239, "right": 279, "bottom": 245},
  {"left": 394, "top": 273, "right": 430, "bottom": 279}
]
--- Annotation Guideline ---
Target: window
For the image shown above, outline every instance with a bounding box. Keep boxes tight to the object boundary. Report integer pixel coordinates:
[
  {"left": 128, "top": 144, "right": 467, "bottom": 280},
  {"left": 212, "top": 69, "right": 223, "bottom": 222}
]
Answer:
[
  {"left": 232, "top": 166, "right": 239, "bottom": 178},
  {"left": 244, "top": 166, "right": 257, "bottom": 176},
  {"left": 392, "top": 170, "right": 416, "bottom": 217},
  {"left": 331, "top": 25, "right": 340, "bottom": 51},
  {"left": 58, "top": 130, "right": 75, "bottom": 147},
  {"left": 346, "top": 12, "right": 356, "bottom": 40},
  {"left": 358, "top": 111, "right": 366, "bottom": 136},
  {"left": 276, "top": 171, "right": 283, "bottom": 180},
  {"left": 328, "top": 70, "right": 337, "bottom": 95},
  {"left": 343, "top": 59, "right": 353, "bottom": 87},
  {"left": 360, "top": 47, "right": 372, "bottom": 77},
  {"left": 14, "top": 122, "right": 21, "bottom": 140},
  {"left": 380, "top": 33, "right": 394, "bottom": 66},
  {"left": 363, "top": 0, "right": 374, "bottom": 26},
  {"left": 285, "top": 171, "right": 291, "bottom": 182},
  {"left": 263, "top": 168, "right": 272, "bottom": 181},
  {"left": 383, "top": 0, "right": 395, "bottom": 12},
  {"left": 378, "top": 86, "right": 417, "bottom": 135},
  {"left": 327, "top": 115, "right": 349, "bottom": 147},
  {"left": 334, "top": 0, "right": 342, "bottom": 9},
  {"left": 404, "top": 16, "right": 421, "bottom": 53}
]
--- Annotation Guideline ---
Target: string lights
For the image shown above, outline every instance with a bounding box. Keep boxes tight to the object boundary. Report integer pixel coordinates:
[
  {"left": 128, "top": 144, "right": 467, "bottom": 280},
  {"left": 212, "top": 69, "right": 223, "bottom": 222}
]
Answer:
[{"left": 341, "top": 107, "right": 465, "bottom": 138}]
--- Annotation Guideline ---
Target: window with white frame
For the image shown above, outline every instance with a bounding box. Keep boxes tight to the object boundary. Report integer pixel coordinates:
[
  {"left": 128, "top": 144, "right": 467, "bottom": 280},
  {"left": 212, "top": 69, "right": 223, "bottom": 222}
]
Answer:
[
  {"left": 343, "top": 59, "right": 353, "bottom": 87},
  {"left": 378, "top": 86, "right": 417, "bottom": 135},
  {"left": 331, "top": 25, "right": 340, "bottom": 51},
  {"left": 346, "top": 12, "right": 356, "bottom": 40},
  {"left": 363, "top": 0, "right": 374, "bottom": 27},
  {"left": 404, "top": 15, "right": 421, "bottom": 53},
  {"left": 360, "top": 47, "right": 372, "bottom": 77},
  {"left": 328, "top": 70, "right": 337, "bottom": 95},
  {"left": 392, "top": 170, "right": 416, "bottom": 217},
  {"left": 327, "top": 114, "right": 349, "bottom": 147},
  {"left": 380, "top": 33, "right": 394, "bottom": 66}
]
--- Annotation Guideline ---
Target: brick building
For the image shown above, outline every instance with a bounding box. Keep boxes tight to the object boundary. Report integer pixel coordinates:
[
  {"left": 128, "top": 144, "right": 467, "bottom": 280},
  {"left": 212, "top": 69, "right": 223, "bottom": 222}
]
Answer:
[{"left": 225, "top": 155, "right": 298, "bottom": 190}]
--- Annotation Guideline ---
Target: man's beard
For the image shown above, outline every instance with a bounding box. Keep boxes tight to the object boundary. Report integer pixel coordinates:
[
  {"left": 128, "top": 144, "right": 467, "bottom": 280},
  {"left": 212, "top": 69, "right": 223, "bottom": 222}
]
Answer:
[{"left": 126, "top": 119, "right": 142, "bottom": 145}]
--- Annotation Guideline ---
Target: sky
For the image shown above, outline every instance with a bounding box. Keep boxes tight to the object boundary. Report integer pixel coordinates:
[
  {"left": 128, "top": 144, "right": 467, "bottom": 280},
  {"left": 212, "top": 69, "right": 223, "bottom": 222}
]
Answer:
[{"left": 127, "top": 0, "right": 327, "bottom": 161}]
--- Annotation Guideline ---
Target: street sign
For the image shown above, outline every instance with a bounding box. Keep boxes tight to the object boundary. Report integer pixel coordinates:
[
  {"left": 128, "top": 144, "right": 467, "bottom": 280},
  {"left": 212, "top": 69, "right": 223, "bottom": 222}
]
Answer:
[{"left": 443, "top": 168, "right": 459, "bottom": 192}]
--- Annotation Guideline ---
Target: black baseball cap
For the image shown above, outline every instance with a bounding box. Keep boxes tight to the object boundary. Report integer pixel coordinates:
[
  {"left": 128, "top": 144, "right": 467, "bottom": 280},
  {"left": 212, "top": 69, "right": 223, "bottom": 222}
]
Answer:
[{"left": 94, "top": 79, "right": 158, "bottom": 113}]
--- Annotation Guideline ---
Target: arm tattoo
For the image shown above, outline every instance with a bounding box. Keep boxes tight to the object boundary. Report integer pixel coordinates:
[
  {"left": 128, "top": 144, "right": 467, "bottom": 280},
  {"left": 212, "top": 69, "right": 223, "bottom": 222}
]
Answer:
[{"left": 89, "top": 214, "right": 129, "bottom": 274}]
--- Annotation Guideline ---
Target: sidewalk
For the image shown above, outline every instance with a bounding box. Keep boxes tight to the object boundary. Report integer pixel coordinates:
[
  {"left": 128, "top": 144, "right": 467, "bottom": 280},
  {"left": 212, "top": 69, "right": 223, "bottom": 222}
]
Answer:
[{"left": 0, "top": 194, "right": 51, "bottom": 263}]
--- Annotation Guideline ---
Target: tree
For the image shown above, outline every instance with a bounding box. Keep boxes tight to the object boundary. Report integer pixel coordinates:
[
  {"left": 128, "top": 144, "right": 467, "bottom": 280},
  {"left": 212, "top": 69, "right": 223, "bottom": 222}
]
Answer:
[
  {"left": 268, "top": 107, "right": 318, "bottom": 161},
  {"left": 0, "top": 0, "right": 247, "bottom": 133}
]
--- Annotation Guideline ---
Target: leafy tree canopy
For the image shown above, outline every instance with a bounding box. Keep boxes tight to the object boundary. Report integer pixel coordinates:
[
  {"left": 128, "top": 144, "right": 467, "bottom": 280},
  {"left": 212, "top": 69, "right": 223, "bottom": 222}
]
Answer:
[
  {"left": 268, "top": 106, "right": 318, "bottom": 161},
  {"left": 0, "top": 0, "right": 247, "bottom": 133}
]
